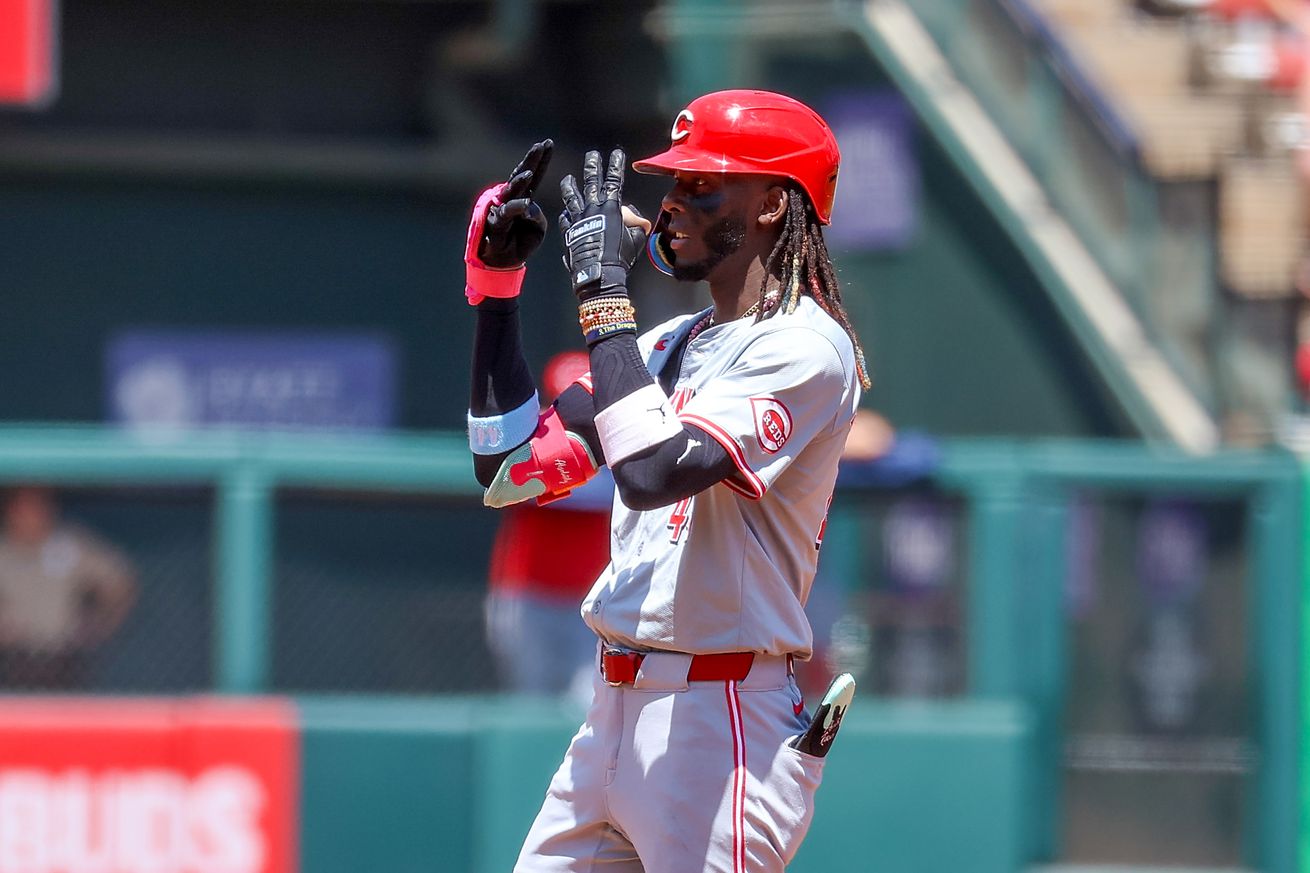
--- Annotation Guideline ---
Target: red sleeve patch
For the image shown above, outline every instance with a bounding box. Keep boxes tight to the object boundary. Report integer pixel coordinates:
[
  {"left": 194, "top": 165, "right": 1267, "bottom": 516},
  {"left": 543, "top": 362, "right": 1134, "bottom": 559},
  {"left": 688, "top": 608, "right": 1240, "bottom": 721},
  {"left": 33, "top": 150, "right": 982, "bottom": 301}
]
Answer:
[{"left": 751, "top": 397, "right": 793, "bottom": 454}]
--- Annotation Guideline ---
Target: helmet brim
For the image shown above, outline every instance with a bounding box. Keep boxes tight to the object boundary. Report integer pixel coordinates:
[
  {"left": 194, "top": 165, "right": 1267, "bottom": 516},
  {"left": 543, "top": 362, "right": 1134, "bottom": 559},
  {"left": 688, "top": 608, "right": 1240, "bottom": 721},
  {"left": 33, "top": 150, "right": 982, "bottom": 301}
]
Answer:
[
  {"left": 632, "top": 147, "right": 757, "bottom": 176},
  {"left": 633, "top": 145, "right": 836, "bottom": 224}
]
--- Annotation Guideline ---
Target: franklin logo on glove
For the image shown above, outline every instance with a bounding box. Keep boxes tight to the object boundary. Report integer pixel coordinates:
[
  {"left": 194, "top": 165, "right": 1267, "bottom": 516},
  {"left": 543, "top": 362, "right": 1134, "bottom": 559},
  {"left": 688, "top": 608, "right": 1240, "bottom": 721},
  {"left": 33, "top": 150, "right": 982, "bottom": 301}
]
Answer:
[{"left": 564, "top": 215, "right": 606, "bottom": 246}]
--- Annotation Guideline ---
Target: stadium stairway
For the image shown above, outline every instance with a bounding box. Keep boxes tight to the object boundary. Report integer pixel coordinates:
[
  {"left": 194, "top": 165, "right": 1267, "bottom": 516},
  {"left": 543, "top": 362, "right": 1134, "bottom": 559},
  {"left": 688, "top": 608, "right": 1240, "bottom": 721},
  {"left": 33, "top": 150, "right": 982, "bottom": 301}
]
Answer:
[
  {"left": 653, "top": 0, "right": 1223, "bottom": 448},
  {"left": 1035, "top": 0, "right": 1305, "bottom": 296},
  {"left": 844, "top": 0, "right": 1221, "bottom": 452},
  {"left": 650, "top": 0, "right": 1308, "bottom": 448}
]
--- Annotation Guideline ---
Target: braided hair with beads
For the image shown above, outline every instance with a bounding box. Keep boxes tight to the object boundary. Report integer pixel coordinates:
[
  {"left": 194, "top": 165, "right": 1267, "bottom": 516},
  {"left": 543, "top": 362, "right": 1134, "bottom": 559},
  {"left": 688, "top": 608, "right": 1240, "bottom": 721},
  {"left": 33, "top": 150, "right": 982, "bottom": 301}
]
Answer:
[{"left": 753, "top": 184, "right": 871, "bottom": 390}]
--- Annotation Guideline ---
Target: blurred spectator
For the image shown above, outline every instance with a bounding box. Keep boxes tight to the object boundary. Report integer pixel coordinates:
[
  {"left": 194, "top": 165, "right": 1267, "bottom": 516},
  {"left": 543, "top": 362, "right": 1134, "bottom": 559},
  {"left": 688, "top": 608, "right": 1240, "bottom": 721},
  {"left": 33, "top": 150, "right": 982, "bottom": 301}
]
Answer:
[
  {"left": 800, "top": 409, "right": 944, "bottom": 698},
  {"left": 484, "top": 352, "right": 613, "bottom": 700},
  {"left": 0, "top": 486, "right": 137, "bottom": 690},
  {"left": 1261, "top": 0, "right": 1310, "bottom": 400},
  {"left": 1263, "top": 1, "right": 1310, "bottom": 169},
  {"left": 835, "top": 408, "right": 944, "bottom": 488},
  {"left": 839, "top": 406, "right": 896, "bottom": 461}
]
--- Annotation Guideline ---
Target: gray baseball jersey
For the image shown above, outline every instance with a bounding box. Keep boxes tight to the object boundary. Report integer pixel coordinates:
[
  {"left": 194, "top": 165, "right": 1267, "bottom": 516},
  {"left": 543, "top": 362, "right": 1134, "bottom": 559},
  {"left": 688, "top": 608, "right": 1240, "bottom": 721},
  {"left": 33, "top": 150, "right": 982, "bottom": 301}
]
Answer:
[{"left": 581, "top": 294, "right": 861, "bottom": 658}]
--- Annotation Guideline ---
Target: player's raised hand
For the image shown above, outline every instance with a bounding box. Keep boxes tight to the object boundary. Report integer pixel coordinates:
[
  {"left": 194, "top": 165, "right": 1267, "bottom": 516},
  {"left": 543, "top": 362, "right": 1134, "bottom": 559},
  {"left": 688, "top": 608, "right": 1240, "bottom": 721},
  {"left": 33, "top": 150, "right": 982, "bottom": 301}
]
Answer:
[
  {"left": 559, "top": 148, "right": 648, "bottom": 300},
  {"left": 479, "top": 140, "right": 554, "bottom": 269}
]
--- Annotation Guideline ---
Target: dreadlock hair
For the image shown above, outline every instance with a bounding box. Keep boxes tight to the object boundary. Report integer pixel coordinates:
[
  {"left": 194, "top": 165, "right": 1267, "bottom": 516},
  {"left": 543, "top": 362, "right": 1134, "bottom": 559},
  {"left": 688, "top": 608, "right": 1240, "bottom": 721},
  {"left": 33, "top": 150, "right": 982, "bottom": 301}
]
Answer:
[{"left": 754, "top": 184, "right": 871, "bottom": 390}]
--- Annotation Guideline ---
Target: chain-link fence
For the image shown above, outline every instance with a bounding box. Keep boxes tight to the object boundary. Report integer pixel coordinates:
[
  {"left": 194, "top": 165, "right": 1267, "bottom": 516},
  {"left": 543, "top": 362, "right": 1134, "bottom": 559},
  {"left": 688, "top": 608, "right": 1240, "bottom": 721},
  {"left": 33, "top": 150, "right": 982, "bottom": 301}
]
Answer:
[
  {"left": 0, "top": 484, "right": 507, "bottom": 695},
  {"left": 0, "top": 485, "right": 214, "bottom": 693},
  {"left": 271, "top": 491, "right": 498, "bottom": 694},
  {"left": 1060, "top": 493, "right": 1250, "bottom": 866},
  {"left": 810, "top": 488, "right": 969, "bottom": 700}
]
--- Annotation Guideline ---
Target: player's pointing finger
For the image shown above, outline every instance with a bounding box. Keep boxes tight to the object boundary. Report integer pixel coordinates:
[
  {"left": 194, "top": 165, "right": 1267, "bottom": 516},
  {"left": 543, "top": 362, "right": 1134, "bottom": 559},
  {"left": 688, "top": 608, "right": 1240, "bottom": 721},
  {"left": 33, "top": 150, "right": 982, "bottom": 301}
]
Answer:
[
  {"left": 507, "top": 141, "right": 552, "bottom": 194},
  {"left": 520, "top": 140, "right": 553, "bottom": 197}
]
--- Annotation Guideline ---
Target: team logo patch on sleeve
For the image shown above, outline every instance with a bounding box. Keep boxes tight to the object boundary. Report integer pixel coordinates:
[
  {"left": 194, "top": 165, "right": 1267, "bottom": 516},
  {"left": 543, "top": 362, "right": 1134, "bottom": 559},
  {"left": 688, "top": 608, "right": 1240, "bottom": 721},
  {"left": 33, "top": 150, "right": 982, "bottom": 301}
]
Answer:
[{"left": 750, "top": 397, "right": 793, "bottom": 453}]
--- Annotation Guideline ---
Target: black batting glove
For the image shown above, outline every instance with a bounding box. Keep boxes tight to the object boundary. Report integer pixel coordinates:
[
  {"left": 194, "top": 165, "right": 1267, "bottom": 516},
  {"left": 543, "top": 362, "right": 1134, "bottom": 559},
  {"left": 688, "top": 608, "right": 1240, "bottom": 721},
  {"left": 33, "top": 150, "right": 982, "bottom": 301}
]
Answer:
[
  {"left": 559, "top": 149, "right": 648, "bottom": 301},
  {"left": 479, "top": 140, "right": 553, "bottom": 269}
]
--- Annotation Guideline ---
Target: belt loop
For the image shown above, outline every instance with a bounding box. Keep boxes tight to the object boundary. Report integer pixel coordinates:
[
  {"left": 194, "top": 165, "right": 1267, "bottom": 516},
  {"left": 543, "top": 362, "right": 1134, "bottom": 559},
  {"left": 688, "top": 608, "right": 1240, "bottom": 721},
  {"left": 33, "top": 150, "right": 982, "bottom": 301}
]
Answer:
[{"left": 601, "top": 647, "right": 644, "bottom": 686}]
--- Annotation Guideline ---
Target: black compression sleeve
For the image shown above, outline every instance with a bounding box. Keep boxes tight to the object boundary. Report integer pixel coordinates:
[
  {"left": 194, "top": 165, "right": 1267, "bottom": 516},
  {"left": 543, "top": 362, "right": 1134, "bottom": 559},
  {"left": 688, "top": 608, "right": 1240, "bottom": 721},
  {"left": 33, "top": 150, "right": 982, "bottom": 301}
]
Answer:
[
  {"left": 470, "top": 297, "right": 535, "bottom": 416},
  {"left": 553, "top": 383, "right": 602, "bottom": 462},
  {"left": 612, "top": 429, "right": 735, "bottom": 510},
  {"left": 586, "top": 331, "right": 736, "bottom": 508},
  {"left": 470, "top": 297, "right": 537, "bottom": 487},
  {"left": 588, "top": 333, "right": 655, "bottom": 410}
]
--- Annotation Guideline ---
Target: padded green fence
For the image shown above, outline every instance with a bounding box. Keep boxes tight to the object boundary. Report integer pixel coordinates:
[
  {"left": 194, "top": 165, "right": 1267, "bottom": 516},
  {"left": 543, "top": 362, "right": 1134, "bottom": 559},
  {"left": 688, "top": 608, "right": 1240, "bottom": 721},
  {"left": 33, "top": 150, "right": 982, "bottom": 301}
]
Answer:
[
  {"left": 297, "top": 696, "right": 1032, "bottom": 873},
  {"left": 0, "top": 427, "right": 1297, "bottom": 870}
]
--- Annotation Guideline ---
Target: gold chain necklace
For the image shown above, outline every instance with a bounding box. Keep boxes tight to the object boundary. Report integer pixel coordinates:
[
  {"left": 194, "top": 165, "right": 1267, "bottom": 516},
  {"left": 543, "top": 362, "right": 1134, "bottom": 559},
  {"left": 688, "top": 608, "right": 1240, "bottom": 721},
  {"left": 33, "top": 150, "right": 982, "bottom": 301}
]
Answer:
[{"left": 688, "top": 293, "right": 779, "bottom": 343}]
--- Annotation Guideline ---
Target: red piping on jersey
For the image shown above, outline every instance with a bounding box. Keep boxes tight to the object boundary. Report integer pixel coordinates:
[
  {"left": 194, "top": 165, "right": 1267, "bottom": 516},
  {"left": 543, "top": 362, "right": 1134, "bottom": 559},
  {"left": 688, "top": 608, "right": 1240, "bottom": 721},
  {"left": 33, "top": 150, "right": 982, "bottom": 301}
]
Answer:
[
  {"left": 725, "top": 680, "right": 747, "bottom": 873},
  {"left": 680, "top": 413, "right": 767, "bottom": 499}
]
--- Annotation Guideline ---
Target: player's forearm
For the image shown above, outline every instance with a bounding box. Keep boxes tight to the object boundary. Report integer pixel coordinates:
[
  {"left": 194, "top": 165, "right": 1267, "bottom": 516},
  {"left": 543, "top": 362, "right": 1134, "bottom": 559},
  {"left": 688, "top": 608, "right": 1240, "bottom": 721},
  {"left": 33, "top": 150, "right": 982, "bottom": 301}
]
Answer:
[
  {"left": 552, "top": 383, "right": 603, "bottom": 460},
  {"left": 611, "top": 429, "right": 734, "bottom": 510},
  {"left": 586, "top": 332, "right": 733, "bottom": 509},
  {"left": 463, "top": 141, "right": 553, "bottom": 488},
  {"left": 588, "top": 332, "right": 655, "bottom": 409},
  {"left": 470, "top": 298, "right": 535, "bottom": 416},
  {"left": 469, "top": 297, "right": 538, "bottom": 486}
]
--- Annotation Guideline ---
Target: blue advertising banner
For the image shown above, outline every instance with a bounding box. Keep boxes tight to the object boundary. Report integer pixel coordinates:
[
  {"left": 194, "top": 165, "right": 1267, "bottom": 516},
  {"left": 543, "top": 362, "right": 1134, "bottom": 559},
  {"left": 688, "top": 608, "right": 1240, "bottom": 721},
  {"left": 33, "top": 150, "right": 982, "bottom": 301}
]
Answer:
[
  {"left": 824, "top": 90, "right": 919, "bottom": 252},
  {"left": 107, "top": 331, "right": 397, "bottom": 432}
]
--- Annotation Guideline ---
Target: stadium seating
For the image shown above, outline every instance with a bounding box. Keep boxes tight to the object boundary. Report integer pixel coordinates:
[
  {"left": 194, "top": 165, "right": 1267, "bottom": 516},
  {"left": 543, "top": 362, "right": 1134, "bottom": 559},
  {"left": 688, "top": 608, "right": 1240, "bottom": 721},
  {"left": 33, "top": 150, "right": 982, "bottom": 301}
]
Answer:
[{"left": 1034, "top": 0, "right": 1308, "bottom": 402}]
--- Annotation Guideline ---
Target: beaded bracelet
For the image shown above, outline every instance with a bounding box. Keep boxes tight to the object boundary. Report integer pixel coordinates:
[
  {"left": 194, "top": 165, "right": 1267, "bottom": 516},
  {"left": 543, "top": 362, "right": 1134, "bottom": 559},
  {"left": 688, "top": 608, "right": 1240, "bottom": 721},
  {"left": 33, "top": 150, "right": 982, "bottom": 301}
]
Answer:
[
  {"left": 579, "top": 312, "right": 637, "bottom": 335},
  {"left": 578, "top": 298, "right": 635, "bottom": 321},
  {"left": 578, "top": 297, "right": 637, "bottom": 344},
  {"left": 579, "top": 307, "right": 634, "bottom": 326}
]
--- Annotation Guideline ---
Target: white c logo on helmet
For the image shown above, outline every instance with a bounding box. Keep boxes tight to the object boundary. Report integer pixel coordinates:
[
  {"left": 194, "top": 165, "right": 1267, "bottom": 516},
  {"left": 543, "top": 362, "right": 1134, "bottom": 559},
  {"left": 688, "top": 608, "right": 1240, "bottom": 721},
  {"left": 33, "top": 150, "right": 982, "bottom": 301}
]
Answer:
[{"left": 670, "top": 109, "right": 694, "bottom": 143}]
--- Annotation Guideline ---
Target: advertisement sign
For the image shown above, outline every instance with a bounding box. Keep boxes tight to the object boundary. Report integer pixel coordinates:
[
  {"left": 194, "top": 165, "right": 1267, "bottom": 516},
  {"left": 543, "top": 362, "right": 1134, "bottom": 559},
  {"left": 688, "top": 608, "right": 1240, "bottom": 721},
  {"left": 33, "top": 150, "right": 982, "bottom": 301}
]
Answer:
[
  {"left": 824, "top": 89, "right": 920, "bottom": 251},
  {"left": 106, "top": 331, "right": 397, "bottom": 432},
  {"left": 0, "top": 0, "right": 56, "bottom": 106},
  {"left": 0, "top": 698, "right": 298, "bottom": 873}
]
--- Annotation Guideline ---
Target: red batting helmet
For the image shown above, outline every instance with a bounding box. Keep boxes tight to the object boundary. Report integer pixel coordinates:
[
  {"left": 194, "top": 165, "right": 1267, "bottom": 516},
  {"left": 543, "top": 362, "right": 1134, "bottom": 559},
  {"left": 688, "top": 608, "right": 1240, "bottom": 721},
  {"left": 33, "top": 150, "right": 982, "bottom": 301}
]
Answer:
[{"left": 632, "top": 90, "right": 841, "bottom": 224}]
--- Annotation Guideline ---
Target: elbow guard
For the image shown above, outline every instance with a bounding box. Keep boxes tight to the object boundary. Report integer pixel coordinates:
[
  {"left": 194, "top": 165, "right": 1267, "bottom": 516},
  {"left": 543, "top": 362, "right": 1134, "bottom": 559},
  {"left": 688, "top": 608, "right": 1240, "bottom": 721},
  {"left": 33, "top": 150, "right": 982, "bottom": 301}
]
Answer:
[{"left": 483, "top": 407, "right": 600, "bottom": 508}]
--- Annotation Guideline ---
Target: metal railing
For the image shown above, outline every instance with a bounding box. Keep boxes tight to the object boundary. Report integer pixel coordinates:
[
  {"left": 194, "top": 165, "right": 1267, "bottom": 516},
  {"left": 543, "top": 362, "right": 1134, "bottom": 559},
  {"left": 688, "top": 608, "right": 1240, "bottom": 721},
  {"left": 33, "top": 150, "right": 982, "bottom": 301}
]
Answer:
[{"left": 0, "top": 426, "right": 1297, "bottom": 869}]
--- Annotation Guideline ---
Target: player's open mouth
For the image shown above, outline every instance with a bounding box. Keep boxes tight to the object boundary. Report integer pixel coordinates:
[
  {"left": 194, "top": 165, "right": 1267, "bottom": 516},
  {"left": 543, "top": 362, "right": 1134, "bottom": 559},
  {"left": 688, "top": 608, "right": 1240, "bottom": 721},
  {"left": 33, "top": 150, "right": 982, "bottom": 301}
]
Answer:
[{"left": 669, "top": 231, "right": 690, "bottom": 250}]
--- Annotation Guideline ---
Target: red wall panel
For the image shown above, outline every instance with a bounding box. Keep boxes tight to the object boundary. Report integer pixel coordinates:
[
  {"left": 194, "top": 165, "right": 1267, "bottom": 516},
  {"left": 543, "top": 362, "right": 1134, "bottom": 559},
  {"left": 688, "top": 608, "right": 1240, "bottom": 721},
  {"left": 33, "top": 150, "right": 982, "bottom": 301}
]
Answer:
[{"left": 0, "top": 698, "right": 298, "bottom": 873}]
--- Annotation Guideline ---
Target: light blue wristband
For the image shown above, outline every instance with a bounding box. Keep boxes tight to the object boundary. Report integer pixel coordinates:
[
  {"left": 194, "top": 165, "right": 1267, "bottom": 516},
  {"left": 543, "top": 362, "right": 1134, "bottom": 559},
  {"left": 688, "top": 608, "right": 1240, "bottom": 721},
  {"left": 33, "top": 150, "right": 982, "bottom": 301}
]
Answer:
[{"left": 468, "top": 392, "right": 540, "bottom": 455}]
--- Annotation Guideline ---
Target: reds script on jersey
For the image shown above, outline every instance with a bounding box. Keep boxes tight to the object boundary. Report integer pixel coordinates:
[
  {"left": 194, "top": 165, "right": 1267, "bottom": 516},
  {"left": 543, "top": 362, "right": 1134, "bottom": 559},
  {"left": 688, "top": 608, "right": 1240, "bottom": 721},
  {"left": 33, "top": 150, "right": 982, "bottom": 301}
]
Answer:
[{"left": 583, "top": 294, "right": 861, "bottom": 656}]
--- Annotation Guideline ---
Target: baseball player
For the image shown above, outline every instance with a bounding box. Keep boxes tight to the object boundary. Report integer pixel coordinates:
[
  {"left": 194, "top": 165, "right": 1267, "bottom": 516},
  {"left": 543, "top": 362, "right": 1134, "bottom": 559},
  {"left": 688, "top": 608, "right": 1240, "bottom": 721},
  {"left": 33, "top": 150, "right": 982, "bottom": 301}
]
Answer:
[{"left": 463, "top": 90, "right": 868, "bottom": 872}]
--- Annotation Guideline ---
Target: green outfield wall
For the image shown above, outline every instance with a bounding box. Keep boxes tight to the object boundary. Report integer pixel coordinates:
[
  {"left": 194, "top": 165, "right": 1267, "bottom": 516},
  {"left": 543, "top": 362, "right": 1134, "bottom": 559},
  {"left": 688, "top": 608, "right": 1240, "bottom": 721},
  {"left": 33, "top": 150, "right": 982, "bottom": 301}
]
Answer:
[
  {"left": 297, "top": 697, "right": 1031, "bottom": 873},
  {"left": 0, "top": 429, "right": 1296, "bottom": 870},
  {"left": 1303, "top": 461, "right": 1310, "bottom": 873}
]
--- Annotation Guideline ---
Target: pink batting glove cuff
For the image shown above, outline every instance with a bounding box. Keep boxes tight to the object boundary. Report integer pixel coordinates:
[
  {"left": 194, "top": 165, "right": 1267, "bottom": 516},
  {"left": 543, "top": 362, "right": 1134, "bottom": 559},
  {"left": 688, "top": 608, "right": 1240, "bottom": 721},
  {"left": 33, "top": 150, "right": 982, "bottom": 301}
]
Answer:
[{"left": 465, "top": 182, "right": 527, "bottom": 306}]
